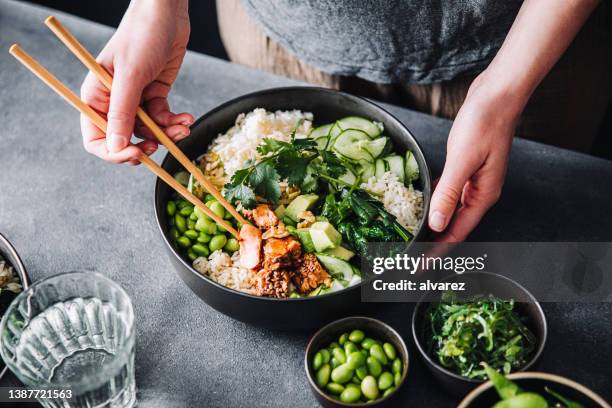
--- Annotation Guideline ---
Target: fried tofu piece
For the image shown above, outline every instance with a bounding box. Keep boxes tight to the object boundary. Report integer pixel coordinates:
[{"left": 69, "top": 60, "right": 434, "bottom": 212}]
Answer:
[
  {"left": 250, "top": 204, "right": 279, "bottom": 229},
  {"left": 293, "top": 253, "right": 332, "bottom": 294},
  {"left": 263, "top": 236, "right": 302, "bottom": 270},
  {"left": 251, "top": 268, "right": 291, "bottom": 298},
  {"left": 239, "top": 224, "right": 262, "bottom": 269}
]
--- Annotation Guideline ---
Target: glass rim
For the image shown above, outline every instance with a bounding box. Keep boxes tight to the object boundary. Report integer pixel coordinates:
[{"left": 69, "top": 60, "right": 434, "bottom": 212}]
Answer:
[{"left": 0, "top": 271, "right": 135, "bottom": 392}]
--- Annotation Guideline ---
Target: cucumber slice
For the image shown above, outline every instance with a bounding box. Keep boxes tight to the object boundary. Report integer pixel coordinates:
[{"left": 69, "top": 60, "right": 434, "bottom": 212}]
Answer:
[
  {"left": 383, "top": 155, "right": 405, "bottom": 183},
  {"left": 333, "top": 129, "right": 371, "bottom": 161},
  {"left": 348, "top": 275, "right": 362, "bottom": 287},
  {"left": 405, "top": 150, "right": 420, "bottom": 184},
  {"left": 315, "top": 136, "right": 330, "bottom": 150},
  {"left": 339, "top": 168, "right": 357, "bottom": 186},
  {"left": 337, "top": 116, "right": 383, "bottom": 138},
  {"left": 375, "top": 159, "right": 387, "bottom": 179},
  {"left": 363, "top": 137, "right": 390, "bottom": 159},
  {"left": 358, "top": 161, "right": 376, "bottom": 181},
  {"left": 310, "top": 123, "right": 332, "bottom": 139},
  {"left": 316, "top": 254, "right": 354, "bottom": 281}
]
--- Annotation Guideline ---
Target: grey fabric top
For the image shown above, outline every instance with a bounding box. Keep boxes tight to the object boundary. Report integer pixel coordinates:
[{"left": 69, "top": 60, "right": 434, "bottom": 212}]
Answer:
[{"left": 242, "top": 0, "right": 523, "bottom": 84}]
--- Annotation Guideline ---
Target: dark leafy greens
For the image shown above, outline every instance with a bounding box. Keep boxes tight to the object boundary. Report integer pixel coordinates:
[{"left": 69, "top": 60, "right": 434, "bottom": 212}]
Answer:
[{"left": 425, "top": 293, "right": 536, "bottom": 380}]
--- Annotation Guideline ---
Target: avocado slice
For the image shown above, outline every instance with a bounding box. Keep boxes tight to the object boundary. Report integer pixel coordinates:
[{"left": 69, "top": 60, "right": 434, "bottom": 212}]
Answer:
[
  {"left": 285, "top": 194, "right": 319, "bottom": 222},
  {"left": 309, "top": 221, "right": 342, "bottom": 252},
  {"left": 323, "top": 246, "right": 355, "bottom": 261}
]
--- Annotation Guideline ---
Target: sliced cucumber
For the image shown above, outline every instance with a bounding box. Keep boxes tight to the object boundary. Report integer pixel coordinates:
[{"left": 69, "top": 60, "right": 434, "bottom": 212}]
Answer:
[
  {"left": 339, "top": 168, "right": 357, "bottom": 186},
  {"left": 310, "top": 123, "right": 332, "bottom": 139},
  {"left": 337, "top": 116, "right": 383, "bottom": 138},
  {"left": 363, "top": 137, "right": 390, "bottom": 159},
  {"left": 383, "top": 155, "right": 405, "bottom": 183},
  {"left": 329, "top": 279, "right": 347, "bottom": 292},
  {"left": 316, "top": 254, "right": 354, "bottom": 281},
  {"left": 405, "top": 150, "right": 420, "bottom": 184},
  {"left": 348, "top": 275, "right": 362, "bottom": 287},
  {"left": 375, "top": 159, "right": 387, "bottom": 179},
  {"left": 358, "top": 160, "right": 376, "bottom": 181},
  {"left": 333, "top": 129, "right": 371, "bottom": 161},
  {"left": 315, "top": 136, "right": 330, "bottom": 150}
]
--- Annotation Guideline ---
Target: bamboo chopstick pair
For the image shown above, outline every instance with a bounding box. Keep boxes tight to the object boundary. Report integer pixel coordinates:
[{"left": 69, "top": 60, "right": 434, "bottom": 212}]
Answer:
[{"left": 10, "top": 16, "right": 247, "bottom": 240}]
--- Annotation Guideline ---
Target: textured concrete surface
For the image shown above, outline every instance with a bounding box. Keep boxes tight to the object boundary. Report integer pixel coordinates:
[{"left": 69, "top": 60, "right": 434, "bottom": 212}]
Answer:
[{"left": 0, "top": 1, "right": 611, "bottom": 407}]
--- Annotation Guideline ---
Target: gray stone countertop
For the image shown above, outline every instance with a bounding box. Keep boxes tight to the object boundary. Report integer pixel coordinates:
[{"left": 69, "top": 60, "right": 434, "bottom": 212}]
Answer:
[{"left": 0, "top": 1, "right": 610, "bottom": 407}]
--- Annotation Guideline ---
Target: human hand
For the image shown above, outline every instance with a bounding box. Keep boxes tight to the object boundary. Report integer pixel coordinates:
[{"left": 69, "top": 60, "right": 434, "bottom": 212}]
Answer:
[
  {"left": 428, "top": 74, "right": 521, "bottom": 242},
  {"left": 80, "top": 0, "right": 193, "bottom": 164}
]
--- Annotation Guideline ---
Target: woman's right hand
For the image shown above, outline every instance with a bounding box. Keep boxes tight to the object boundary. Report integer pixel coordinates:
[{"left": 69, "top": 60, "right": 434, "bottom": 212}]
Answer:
[{"left": 80, "top": 0, "right": 193, "bottom": 165}]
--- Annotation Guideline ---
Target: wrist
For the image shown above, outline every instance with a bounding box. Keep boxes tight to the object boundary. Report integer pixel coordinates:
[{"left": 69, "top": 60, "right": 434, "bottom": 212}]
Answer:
[{"left": 467, "top": 69, "right": 527, "bottom": 122}]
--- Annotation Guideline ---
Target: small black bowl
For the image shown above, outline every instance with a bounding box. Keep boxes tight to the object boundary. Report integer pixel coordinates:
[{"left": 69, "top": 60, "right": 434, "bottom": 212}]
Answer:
[
  {"left": 154, "top": 86, "right": 432, "bottom": 330},
  {"left": 411, "top": 271, "right": 547, "bottom": 397},
  {"left": 0, "top": 232, "right": 29, "bottom": 380},
  {"left": 305, "top": 316, "right": 409, "bottom": 408},
  {"left": 458, "top": 372, "right": 611, "bottom": 408}
]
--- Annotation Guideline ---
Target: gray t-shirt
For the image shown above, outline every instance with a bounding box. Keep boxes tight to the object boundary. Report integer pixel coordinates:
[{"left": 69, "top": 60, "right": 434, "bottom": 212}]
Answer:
[{"left": 241, "top": 0, "right": 523, "bottom": 84}]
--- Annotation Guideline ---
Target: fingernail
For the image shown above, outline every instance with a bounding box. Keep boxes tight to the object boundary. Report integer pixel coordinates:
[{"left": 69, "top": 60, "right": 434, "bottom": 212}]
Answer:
[
  {"left": 430, "top": 211, "right": 447, "bottom": 231},
  {"left": 108, "top": 133, "right": 127, "bottom": 153},
  {"left": 181, "top": 118, "right": 194, "bottom": 126},
  {"left": 145, "top": 146, "right": 157, "bottom": 155}
]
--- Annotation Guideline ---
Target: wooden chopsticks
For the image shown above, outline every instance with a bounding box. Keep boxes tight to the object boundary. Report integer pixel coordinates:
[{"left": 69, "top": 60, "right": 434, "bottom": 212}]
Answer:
[
  {"left": 9, "top": 43, "right": 240, "bottom": 239},
  {"left": 44, "top": 16, "right": 248, "bottom": 227}
]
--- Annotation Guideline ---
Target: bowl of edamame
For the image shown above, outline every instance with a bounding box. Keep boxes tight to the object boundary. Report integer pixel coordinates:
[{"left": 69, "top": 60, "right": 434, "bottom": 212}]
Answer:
[{"left": 305, "top": 316, "right": 409, "bottom": 407}]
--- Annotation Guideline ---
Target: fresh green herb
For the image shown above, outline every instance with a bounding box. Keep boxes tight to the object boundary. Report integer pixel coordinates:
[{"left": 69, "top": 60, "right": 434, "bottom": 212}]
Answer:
[{"left": 425, "top": 294, "right": 536, "bottom": 380}]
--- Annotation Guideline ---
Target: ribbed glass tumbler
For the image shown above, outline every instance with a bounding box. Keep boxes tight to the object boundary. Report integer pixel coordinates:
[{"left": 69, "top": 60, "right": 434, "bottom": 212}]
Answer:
[{"left": 0, "top": 271, "right": 135, "bottom": 408}]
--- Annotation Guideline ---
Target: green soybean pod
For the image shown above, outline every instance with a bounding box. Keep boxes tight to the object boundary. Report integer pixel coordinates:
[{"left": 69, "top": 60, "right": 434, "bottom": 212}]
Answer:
[
  {"left": 361, "top": 338, "right": 377, "bottom": 350},
  {"left": 344, "top": 341, "right": 359, "bottom": 355},
  {"left": 383, "top": 343, "right": 397, "bottom": 360},
  {"left": 166, "top": 201, "right": 176, "bottom": 216},
  {"left": 210, "top": 201, "right": 225, "bottom": 219},
  {"left": 346, "top": 352, "right": 365, "bottom": 370},
  {"left": 189, "top": 212, "right": 198, "bottom": 221},
  {"left": 326, "top": 383, "right": 344, "bottom": 395},
  {"left": 224, "top": 238, "right": 240, "bottom": 253},
  {"left": 179, "top": 205, "right": 194, "bottom": 217},
  {"left": 338, "top": 333, "right": 349, "bottom": 346},
  {"left": 187, "top": 249, "right": 197, "bottom": 261},
  {"left": 315, "top": 364, "right": 331, "bottom": 388},
  {"left": 340, "top": 384, "right": 361, "bottom": 403},
  {"left": 330, "top": 357, "right": 341, "bottom": 369},
  {"left": 177, "top": 236, "right": 191, "bottom": 248},
  {"left": 366, "top": 356, "right": 382, "bottom": 378},
  {"left": 175, "top": 214, "right": 187, "bottom": 233},
  {"left": 320, "top": 349, "right": 331, "bottom": 364},
  {"left": 378, "top": 372, "right": 394, "bottom": 390},
  {"left": 382, "top": 386, "right": 395, "bottom": 398},
  {"left": 370, "top": 344, "right": 388, "bottom": 365},
  {"left": 361, "top": 376, "right": 379, "bottom": 400},
  {"left": 197, "top": 233, "right": 211, "bottom": 244},
  {"left": 184, "top": 229, "right": 198, "bottom": 240},
  {"left": 355, "top": 365, "right": 368, "bottom": 380},
  {"left": 313, "top": 352, "right": 323, "bottom": 371},
  {"left": 209, "top": 235, "right": 228, "bottom": 252},
  {"left": 187, "top": 219, "right": 196, "bottom": 230},
  {"left": 331, "top": 364, "right": 354, "bottom": 384},
  {"left": 394, "top": 372, "right": 402, "bottom": 387},
  {"left": 392, "top": 358, "right": 402, "bottom": 374},
  {"left": 332, "top": 347, "right": 346, "bottom": 364},
  {"left": 348, "top": 329, "right": 365, "bottom": 343},
  {"left": 192, "top": 244, "right": 210, "bottom": 257}
]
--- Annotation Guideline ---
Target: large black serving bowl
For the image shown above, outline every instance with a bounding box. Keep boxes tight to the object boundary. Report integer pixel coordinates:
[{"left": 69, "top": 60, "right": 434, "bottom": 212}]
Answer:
[{"left": 154, "top": 87, "right": 432, "bottom": 330}]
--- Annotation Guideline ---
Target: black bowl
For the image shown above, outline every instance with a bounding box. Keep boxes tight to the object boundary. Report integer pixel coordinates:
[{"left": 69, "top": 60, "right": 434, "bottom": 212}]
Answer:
[
  {"left": 458, "top": 372, "right": 611, "bottom": 408},
  {"left": 0, "top": 232, "right": 29, "bottom": 379},
  {"left": 305, "top": 316, "right": 409, "bottom": 407},
  {"left": 154, "top": 86, "right": 432, "bottom": 330},
  {"left": 411, "top": 271, "right": 547, "bottom": 397}
]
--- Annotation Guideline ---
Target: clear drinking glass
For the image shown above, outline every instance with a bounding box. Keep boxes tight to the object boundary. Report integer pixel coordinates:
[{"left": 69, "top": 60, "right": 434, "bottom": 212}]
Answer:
[{"left": 0, "top": 271, "right": 135, "bottom": 408}]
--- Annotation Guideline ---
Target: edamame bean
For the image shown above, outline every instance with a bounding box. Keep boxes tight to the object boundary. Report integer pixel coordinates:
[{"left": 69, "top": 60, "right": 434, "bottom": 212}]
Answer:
[
  {"left": 210, "top": 201, "right": 225, "bottom": 218},
  {"left": 366, "top": 357, "right": 382, "bottom": 378},
  {"left": 189, "top": 212, "right": 198, "bottom": 221},
  {"left": 332, "top": 348, "right": 346, "bottom": 364},
  {"left": 351, "top": 375, "right": 360, "bottom": 385},
  {"left": 361, "top": 376, "right": 379, "bottom": 400},
  {"left": 192, "top": 244, "right": 210, "bottom": 257},
  {"left": 331, "top": 364, "right": 354, "bottom": 384},
  {"left": 224, "top": 238, "right": 240, "bottom": 253},
  {"left": 209, "top": 235, "right": 227, "bottom": 252},
  {"left": 187, "top": 219, "right": 196, "bottom": 230},
  {"left": 392, "top": 358, "right": 402, "bottom": 374},
  {"left": 313, "top": 352, "right": 324, "bottom": 371},
  {"left": 175, "top": 214, "right": 187, "bottom": 233},
  {"left": 187, "top": 249, "right": 197, "bottom": 261},
  {"left": 166, "top": 201, "right": 176, "bottom": 216},
  {"left": 383, "top": 343, "right": 396, "bottom": 360},
  {"left": 378, "top": 372, "right": 394, "bottom": 390},
  {"left": 344, "top": 341, "right": 359, "bottom": 355},
  {"left": 394, "top": 372, "right": 402, "bottom": 387},
  {"left": 329, "top": 342, "right": 340, "bottom": 349},
  {"left": 168, "top": 216, "right": 175, "bottom": 226},
  {"left": 316, "top": 364, "right": 331, "bottom": 388},
  {"left": 382, "top": 386, "right": 395, "bottom": 398},
  {"left": 339, "top": 333, "right": 349, "bottom": 346},
  {"left": 179, "top": 205, "right": 194, "bottom": 217},
  {"left": 348, "top": 329, "right": 365, "bottom": 343},
  {"left": 361, "top": 338, "right": 377, "bottom": 350},
  {"left": 169, "top": 228, "right": 179, "bottom": 241},
  {"left": 339, "top": 384, "right": 361, "bottom": 403},
  {"left": 193, "top": 206, "right": 209, "bottom": 220},
  {"left": 177, "top": 200, "right": 191, "bottom": 209},
  {"left": 331, "top": 357, "right": 341, "bottom": 369},
  {"left": 197, "top": 233, "right": 211, "bottom": 243},
  {"left": 320, "top": 349, "right": 331, "bottom": 364},
  {"left": 177, "top": 236, "right": 191, "bottom": 248},
  {"left": 195, "top": 218, "right": 213, "bottom": 233},
  {"left": 184, "top": 230, "right": 198, "bottom": 240},
  {"left": 346, "top": 352, "right": 365, "bottom": 370},
  {"left": 205, "top": 194, "right": 215, "bottom": 202},
  {"left": 326, "top": 383, "right": 344, "bottom": 395},
  {"left": 224, "top": 210, "right": 233, "bottom": 219},
  {"left": 205, "top": 200, "right": 216, "bottom": 208},
  {"left": 356, "top": 365, "right": 368, "bottom": 380},
  {"left": 370, "top": 344, "right": 388, "bottom": 365}
]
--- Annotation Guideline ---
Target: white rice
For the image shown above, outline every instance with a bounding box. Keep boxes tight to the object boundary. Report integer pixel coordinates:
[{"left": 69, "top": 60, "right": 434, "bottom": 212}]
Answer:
[
  {"left": 193, "top": 250, "right": 255, "bottom": 293},
  {"left": 361, "top": 171, "right": 424, "bottom": 234}
]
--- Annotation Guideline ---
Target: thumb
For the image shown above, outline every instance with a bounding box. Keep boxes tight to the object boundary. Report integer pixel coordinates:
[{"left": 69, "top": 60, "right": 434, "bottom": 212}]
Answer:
[
  {"left": 106, "top": 66, "right": 144, "bottom": 153},
  {"left": 429, "top": 152, "right": 478, "bottom": 232}
]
